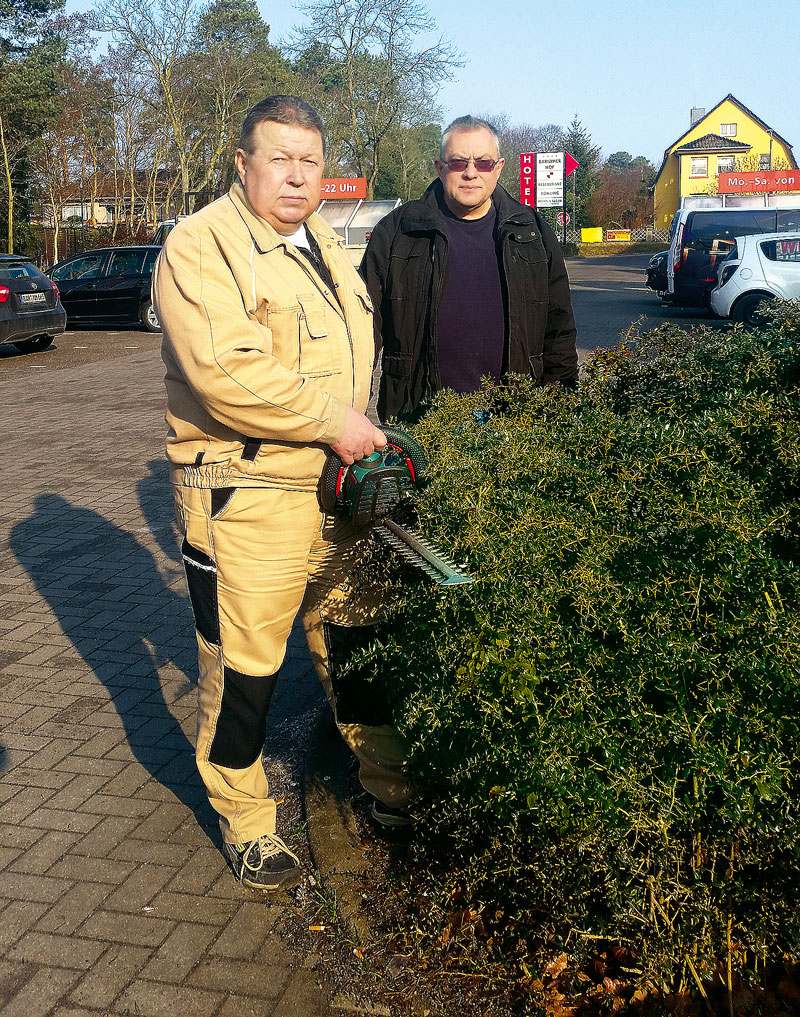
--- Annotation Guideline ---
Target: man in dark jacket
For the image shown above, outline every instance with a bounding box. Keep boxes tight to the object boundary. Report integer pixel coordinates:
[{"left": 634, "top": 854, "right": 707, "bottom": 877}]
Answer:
[{"left": 361, "top": 115, "right": 578, "bottom": 421}]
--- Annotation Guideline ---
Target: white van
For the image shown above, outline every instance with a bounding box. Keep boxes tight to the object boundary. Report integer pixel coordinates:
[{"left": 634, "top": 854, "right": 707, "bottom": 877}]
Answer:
[{"left": 666, "top": 203, "right": 800, "bottom": 306}]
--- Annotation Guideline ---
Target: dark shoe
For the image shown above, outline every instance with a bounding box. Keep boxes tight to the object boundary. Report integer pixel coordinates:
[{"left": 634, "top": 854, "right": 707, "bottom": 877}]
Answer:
[
  {"left": 223, "top": 833, "right": 302, "bottom": 891},
  {"left": 369, "top": 798, "right": 414, "bottom": 830}
]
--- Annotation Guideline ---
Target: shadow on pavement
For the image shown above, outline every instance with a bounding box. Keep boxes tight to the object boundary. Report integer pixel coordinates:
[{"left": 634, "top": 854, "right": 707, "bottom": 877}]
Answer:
[
  {"left": 10, "top": 493, "right": 217, "bottom": 840},
  {"left": 137, "top": 458, "right": 181, "bottom": 565}
]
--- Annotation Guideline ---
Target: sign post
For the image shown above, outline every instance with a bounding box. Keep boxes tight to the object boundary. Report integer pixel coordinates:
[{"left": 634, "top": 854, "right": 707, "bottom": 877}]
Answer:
[{"left": 520, "top": 151, "right": 579, "bottom": 243}]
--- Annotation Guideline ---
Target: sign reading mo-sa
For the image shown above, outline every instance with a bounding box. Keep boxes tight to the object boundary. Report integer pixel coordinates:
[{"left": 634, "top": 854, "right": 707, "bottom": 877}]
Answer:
[
  {"left": 320, "top": 178, "right": 367, "bottom": 199},
  {"left": 719, "top": 170, "right": 800, "bottom": 194}
]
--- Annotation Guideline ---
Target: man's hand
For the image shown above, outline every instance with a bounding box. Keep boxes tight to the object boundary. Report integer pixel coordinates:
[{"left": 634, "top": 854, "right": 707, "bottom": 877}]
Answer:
[{"left": 329, "top": 407, "right": 386, "bottom": 465}]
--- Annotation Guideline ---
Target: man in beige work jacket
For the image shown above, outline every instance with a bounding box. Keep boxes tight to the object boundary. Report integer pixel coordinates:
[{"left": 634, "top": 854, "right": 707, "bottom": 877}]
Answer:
[{"left": 154, "top": 95, "right": 410, "bottom": 892}]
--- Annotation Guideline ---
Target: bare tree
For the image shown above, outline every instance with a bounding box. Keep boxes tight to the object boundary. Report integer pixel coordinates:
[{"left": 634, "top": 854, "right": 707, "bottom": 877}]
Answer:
[
  {"left": 290, "top": 0, "right": 463, "bottom": 198},
  {"left": 92, "top": 0, "right": 200, "bottom": 209}
]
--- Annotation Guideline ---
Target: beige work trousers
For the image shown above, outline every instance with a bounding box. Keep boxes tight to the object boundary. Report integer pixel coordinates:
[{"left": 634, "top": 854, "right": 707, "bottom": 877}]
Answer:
[{"left": 174, "top": 482, "right": 410, "bottom": 845}]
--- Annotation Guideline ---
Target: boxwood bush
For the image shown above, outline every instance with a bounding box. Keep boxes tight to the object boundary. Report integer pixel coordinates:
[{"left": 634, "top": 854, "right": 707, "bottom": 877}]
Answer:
[{"left": 358, "top": 310, "right": 800, "bottom": 992}]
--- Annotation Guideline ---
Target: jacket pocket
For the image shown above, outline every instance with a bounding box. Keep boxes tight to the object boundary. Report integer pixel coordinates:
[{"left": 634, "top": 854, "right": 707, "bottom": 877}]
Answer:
[
  {"left": 297, "top": 294, "right": 341, "bottom": 378},
  {"left": 382, "top": 353, "right": 413, "bottom": 378}
]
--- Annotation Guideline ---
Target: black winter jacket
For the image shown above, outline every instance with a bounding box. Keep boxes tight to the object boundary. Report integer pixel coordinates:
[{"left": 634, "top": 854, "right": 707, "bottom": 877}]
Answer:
[{"left": 360, "top": 180, "right": 578, "bottom": 421}]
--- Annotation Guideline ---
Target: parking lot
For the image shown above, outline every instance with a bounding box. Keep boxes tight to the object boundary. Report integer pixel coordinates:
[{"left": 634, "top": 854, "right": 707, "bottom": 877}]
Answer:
[{"left": 0, "top": 253, "right": 725, "bottom": 376}]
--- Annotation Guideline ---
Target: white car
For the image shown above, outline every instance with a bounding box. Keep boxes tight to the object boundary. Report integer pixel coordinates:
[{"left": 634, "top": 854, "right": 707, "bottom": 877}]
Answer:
[{"left": 710, "top": 231, "right": 800, "bottom": 325}]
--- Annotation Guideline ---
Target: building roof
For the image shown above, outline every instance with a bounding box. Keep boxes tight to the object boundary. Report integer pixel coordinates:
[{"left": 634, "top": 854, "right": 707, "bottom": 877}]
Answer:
[
  {"left": 655, "top": 94, "right": 798, "bottom": 182},
  {"left": 673, "top": 133, "right": 751, "bottom": 154}
]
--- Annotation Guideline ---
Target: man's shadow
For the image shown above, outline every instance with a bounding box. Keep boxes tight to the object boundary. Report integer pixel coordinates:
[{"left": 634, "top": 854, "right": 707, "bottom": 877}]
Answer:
[
  {"left": 10, "top": 493, "right": 217, "bottom": 839},
  {"left": 137, "top": 459, "right": 182, "bottom": 566}
]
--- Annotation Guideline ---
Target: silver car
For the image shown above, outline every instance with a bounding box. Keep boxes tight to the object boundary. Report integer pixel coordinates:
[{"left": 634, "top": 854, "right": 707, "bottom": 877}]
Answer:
[{"left": 710, "top": 231, "right": 800, "bottom": 325}]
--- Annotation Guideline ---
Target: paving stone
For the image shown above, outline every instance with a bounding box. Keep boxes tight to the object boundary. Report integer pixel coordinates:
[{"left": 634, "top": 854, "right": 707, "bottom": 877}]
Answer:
[
  {"left": 0, "top": 872, "right": 72, "bottom": 905},
  {"left": 139, "top": 922, "right": 218, "bottom": 982},
  {"left": 113, "top": 978, "right": 223, "bottom": 1017},
  {"left": 0, "top": 967, "right": 82, "bottom": 1017},
  {"left": 103, "top": 863, "right": 175, "bottom": 911},
  {"left": 0, "top": 787, "right": 56, "bottom": 825},
  {"left": 35, "top": 881, "right": 114, "bottom": 936},
  {"left": 72, "top": 815, "right": 140, "bottom": 858},
  {"left": 210, "top": 901, "right": 279, "bottom": 959},
  {"left": 146, "top": 890, "right": 241, "bottom": 926},
  {"left": 165, "top": 845, "right": 227, "bottom": 895},
  {"left": 8, "top": 830, "right": 82, "bottom": 875},
  {"left": 0, "top": 960, "right": 36, "bottom": 1012},
  {"left": 188, "top": 955, "right": 289, "bottom": 997},
  {"left": 110, "top": 837, "right": 195, "bottom": 868},
  {"left": 79, "top": 910, "right": 174, "bottom": 948},
  {"left": 6, "top": 930, "right": 109, "bottom": 970},
  {"left": 22, "top": 807, "right": 104, "bottom": 835},
  {"left": 0, "top": 900, "right": 50, "bottom": 951},
  {"left": 68, "top": 943, "right": 151, "bottom": 1010}
]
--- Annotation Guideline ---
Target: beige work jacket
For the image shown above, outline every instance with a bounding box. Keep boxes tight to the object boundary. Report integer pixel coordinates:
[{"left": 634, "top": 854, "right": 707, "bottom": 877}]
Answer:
[{"left": 154, "top": 182, "right": 375, "bottom": 491}]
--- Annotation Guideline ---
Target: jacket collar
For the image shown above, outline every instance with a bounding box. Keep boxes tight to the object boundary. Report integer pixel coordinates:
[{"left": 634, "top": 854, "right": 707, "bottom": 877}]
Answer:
[
  {"left": 227, "top": 181, "right": 342, "bottom": 253},
  {"left": 400, "top": 179, "right": 539, "bottom": 235}
]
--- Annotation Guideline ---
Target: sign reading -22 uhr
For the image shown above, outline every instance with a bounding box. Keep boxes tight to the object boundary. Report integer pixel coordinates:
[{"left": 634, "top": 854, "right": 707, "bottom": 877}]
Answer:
[{"left": 320, "top": 178, "right": 368, "bottom": 199}]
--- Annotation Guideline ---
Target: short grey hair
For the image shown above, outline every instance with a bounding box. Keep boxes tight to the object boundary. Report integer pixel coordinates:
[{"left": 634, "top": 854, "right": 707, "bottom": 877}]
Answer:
[
  {"left": 238, "top": 95, "right": 326, "bottom": 156},
  {"left": 440, "top": 116, "right": 501, "bottom": 159}
]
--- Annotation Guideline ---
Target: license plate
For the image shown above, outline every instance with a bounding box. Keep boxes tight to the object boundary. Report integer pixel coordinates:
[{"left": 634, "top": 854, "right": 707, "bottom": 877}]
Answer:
[{"left": 20, "top": 291, "right": 47, "bottom": 305}]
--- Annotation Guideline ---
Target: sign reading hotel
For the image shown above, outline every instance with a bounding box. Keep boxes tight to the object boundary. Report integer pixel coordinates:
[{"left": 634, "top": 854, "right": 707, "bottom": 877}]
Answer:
[
  {"left": 520, "top": 153, "right": 536, "bottom": 207},
  {"left": 535, "top": 152, "right": 565, "bottom": 208},
  {"left": 718, "top": 170, "right": 800, "bottom": 194},
  {"left": 321, "top": 177, "right": 367, "bottom": 199}
]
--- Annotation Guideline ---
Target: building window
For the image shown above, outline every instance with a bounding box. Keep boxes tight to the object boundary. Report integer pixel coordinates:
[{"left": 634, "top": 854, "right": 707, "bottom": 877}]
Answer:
[
  {"left": 717, "top": 156, "right": 735, "bottom": 173},
  {"left": 759, "top": 153, "right": 771, "bottom": 170},
  {"left": 690, "top": 156, "right": 708, "bottom": 177},
  {"left": 720, "top": 123, "right": 737, "bottom": 136}
]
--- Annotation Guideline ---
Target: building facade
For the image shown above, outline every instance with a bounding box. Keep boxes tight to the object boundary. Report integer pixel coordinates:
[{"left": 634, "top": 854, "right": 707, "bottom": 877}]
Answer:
[{"left": 653, "top": 95, "right": 796, "bottom": 227}]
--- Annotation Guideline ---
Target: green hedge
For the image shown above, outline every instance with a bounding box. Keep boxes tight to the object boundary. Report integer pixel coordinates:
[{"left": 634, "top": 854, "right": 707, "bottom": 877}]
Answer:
[{"left": 359, "top": 309, "right": 800, "bottom": 991}]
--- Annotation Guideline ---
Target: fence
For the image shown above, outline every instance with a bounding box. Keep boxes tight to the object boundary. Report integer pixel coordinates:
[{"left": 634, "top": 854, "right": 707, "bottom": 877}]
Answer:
[
  {"left": 561, "top": 226, "right": 670, "bottom": 244},
  {"left": 31, "top": 225, "right": 157, "bottom": 267}
]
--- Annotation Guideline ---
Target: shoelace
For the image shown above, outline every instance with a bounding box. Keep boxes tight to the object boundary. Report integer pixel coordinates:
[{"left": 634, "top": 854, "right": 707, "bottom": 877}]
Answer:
[{"left": 241, "top": 833, "right": 300, "bottom": 871}]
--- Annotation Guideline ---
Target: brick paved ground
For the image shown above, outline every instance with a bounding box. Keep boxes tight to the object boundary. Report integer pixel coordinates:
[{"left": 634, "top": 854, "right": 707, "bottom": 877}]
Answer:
[{"left": 0, "top": 337, "right": 355, "bottom": 1016}]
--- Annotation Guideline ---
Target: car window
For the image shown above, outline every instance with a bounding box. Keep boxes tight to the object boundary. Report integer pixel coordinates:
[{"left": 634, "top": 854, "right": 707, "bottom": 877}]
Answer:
[
  {"left": 106, "top": 250, "right": 146, "bottom": 277},
  {"left": 687, "top": 212, "right": 778, "bottom": 248},
  {"left": 760, "top": 238, "right": 800, "bottom": 262},
  {"left": 0, "top": 261, "right": 43, "bottom": 281},
  {"left": 143, "top": 250, "right": 159, "bottom": 274},
  {"left": 52, "top": 253, "right": 105, "bottom": 281}
]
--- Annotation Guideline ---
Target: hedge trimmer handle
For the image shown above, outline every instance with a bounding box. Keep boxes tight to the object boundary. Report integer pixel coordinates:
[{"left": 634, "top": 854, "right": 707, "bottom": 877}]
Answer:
[{"left": 319, "top": 425, "right": 428, "bottom": 527}]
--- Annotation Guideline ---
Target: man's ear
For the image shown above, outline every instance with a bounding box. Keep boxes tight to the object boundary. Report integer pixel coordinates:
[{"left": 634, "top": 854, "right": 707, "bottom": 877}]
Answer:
[{"left": 234, "top": 148, "right": 247, "bottom": 182}]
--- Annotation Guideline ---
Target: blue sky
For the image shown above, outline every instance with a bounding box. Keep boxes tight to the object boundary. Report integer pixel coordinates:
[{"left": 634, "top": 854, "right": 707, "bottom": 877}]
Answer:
[{"left": 67, "top": 0, "right": 800, "bottom": 166}]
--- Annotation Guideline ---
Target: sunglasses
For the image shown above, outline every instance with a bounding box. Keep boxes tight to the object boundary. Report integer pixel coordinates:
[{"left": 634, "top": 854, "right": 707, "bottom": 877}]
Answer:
[{"left": 442, "top": 157, "right": 500, "bottom": 173}]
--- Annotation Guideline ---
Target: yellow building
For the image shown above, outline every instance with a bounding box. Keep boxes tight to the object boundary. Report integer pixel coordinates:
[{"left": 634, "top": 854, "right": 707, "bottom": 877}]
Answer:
[{"left": 653, "top": 94, "right": 797, "bottom": 227}]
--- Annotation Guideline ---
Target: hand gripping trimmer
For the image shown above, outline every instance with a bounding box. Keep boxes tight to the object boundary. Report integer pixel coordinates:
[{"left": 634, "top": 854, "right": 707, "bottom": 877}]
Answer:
[{"left": 319, "top": 425, "right": 473, "bottom": 587}]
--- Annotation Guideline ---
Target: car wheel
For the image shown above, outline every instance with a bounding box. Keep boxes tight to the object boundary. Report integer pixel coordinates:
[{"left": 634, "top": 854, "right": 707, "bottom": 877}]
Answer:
[
  {"left": 733, "top": 293, "right": 772, "bottom": 327},
  {"left": 140, "top": 299, "right": 162, "bottom": 332},
  {"left": 13, "top": 335, "right": 53, "bottom": 353}
]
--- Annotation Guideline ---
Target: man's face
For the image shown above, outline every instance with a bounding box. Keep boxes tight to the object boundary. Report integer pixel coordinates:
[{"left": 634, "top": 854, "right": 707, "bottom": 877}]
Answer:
[
  {"left": 434, "top": 127, "right": 504, "bottom": 219},
  {"left": 235, "top": 121, "right": 324, "bottom": 235}
]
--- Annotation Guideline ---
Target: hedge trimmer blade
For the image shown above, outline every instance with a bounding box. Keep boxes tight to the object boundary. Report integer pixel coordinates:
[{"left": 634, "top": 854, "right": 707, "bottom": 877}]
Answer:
[
  {"left": 374, "top": 518, "right": 474, "bottom": 586},
  {"left": 319, "top": 424, "right": 473, "bottom": 588}
]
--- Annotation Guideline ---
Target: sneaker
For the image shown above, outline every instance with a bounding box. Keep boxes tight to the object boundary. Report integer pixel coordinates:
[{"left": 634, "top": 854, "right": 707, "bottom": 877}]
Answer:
[
  {"left": 223, "top": 833, "right": 302, "bottom": 891},
  {"left": 369, "top": 799, "right": 414, "bottom": 830}
]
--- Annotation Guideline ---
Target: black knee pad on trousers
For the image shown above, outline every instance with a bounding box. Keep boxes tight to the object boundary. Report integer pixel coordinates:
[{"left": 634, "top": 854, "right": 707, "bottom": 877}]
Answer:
[
  {"left": 208, "top": 666, "right": 277, "bottom": 769},
  {"left": 324, "top": 623, "right": 393, "bottom": 726}
]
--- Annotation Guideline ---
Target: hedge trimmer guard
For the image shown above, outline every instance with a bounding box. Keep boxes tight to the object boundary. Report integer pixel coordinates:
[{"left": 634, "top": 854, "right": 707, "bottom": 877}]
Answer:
[{"left": 319, "top": 425, "right": 473, "bottom": 586}]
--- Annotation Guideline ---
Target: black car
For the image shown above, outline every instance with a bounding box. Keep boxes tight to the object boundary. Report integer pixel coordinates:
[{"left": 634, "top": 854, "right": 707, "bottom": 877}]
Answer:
[
  {"left": 645, "top": 249, "right": 670, "bottom": 300},
  {"left": 0, "top": 254, "right": 67, "bottom": 353},
  {"left": 48, "top": 246, "right": 161, "bottom": 331}
]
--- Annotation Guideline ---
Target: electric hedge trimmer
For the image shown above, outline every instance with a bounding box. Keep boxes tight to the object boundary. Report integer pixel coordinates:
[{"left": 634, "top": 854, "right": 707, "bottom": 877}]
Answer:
[{"left": 319, "top": 425, "right": 473, "bottom": 586}]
